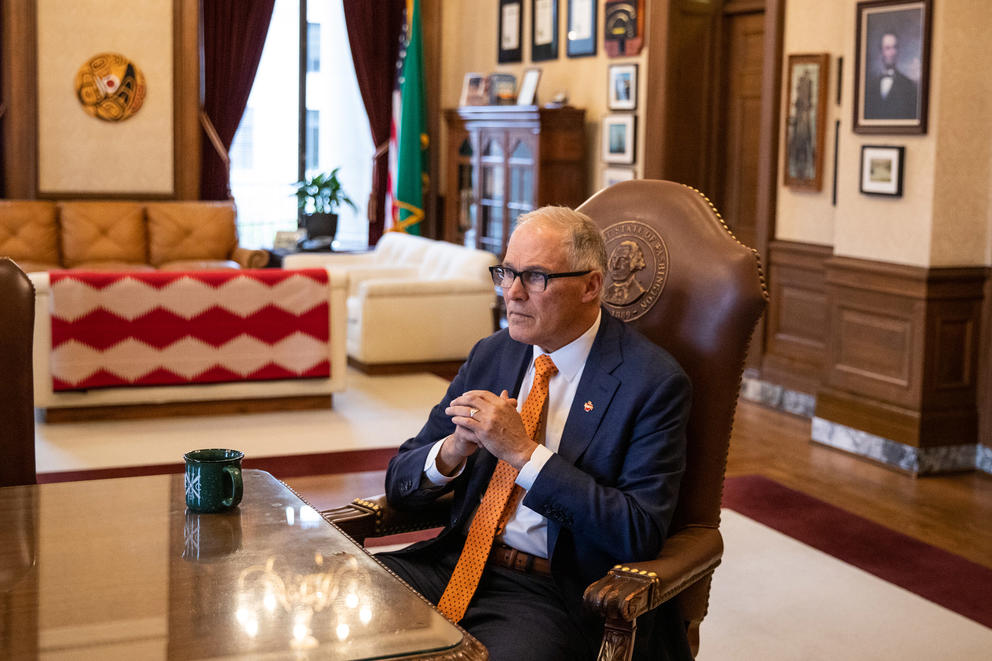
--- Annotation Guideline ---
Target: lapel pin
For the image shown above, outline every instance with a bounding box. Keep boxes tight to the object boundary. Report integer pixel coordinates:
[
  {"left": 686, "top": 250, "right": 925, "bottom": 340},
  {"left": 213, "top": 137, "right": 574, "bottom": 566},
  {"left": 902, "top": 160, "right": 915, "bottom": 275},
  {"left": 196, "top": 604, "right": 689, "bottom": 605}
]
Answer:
[{"left": 584, "top": 401, "right": 594, "bottom": 412}]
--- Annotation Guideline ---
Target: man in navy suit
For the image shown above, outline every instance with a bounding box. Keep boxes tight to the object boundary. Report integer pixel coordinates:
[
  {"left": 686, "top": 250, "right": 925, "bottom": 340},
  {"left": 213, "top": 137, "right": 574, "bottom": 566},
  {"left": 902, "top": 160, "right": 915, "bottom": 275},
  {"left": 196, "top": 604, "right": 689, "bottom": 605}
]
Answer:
[
  {"left": 378, "top": 206, "right": 692, "bottom": 660},
  {"left": 865, "top": 32, "right": 919, "bottom": 120}
]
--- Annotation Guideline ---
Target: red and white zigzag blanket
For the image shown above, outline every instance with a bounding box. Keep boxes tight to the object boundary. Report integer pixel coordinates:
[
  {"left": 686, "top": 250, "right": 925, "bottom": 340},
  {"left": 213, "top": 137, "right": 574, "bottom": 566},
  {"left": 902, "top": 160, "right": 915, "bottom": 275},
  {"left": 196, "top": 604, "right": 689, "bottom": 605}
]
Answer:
[{"left": 49, "top": 269, "right": 330, "bottom": 391}]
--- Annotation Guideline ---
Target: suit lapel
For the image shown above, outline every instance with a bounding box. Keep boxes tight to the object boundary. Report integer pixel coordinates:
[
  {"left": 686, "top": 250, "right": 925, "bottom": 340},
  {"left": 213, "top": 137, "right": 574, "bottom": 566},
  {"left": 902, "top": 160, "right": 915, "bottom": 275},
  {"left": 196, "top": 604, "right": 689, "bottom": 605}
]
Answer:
[
  {"left": 557, "top": 312, "right": 622, "bottom": 464},
  {"left": 497, "top": 338, "right": 531, "bottom": 398}
]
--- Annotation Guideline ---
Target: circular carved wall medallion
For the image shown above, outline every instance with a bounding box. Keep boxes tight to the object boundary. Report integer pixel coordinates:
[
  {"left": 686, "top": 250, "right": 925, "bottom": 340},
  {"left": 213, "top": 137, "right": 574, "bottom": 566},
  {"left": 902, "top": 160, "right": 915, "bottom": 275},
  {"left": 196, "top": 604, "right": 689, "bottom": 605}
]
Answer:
[
  {"left": 75, "top": 53, "right": 146, "bottom": 122},
  {"left": 602, "top": 220, "right": 669, "bottom": 321}
]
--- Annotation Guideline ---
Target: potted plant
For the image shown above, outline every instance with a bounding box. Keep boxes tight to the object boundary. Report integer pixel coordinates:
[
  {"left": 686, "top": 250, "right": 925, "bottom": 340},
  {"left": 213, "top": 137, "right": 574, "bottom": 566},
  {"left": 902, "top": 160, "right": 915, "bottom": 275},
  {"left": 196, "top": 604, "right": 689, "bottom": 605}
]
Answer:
[{"left": 292, "top": 167, "right": 357, "bottom": 249}]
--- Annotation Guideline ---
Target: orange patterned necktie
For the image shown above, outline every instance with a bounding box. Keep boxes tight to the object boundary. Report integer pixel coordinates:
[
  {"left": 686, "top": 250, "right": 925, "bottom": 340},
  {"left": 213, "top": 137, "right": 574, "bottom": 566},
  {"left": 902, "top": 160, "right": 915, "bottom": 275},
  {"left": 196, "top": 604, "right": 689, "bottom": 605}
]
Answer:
[{"left": 436, "top": 353, "right": 558, "bottom": 622}]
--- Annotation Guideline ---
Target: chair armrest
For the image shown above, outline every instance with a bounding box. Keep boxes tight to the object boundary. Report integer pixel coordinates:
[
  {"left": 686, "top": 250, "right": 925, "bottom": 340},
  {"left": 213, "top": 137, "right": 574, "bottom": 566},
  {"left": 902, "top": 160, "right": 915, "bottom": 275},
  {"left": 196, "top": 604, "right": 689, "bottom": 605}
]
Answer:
[
  {"left": 231, "top": 247, "right": 270, "bottom": 268},
  {"left": 358, "top": 277, "right": 495, "bottom": 298},
  {"left": 321, "top": 492, "right": 453, "bottom": 545},
  {"left": 583, "top": 525, "right": 723, "bottom": 621}
]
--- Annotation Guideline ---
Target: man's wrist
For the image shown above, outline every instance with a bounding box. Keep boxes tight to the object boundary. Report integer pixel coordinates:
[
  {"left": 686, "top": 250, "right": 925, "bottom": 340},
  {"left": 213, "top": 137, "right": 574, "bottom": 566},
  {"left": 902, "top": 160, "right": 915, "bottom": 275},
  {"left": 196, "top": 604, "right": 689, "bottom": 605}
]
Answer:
[
  {"left": 425, "top": 436, "right": 463, "bottom": 486},
  {"left": 511, "top": 440, "right": 539, "bottom": 470},
  {"left": 436, "top": 435, "right": 466, "bottom": 476}
]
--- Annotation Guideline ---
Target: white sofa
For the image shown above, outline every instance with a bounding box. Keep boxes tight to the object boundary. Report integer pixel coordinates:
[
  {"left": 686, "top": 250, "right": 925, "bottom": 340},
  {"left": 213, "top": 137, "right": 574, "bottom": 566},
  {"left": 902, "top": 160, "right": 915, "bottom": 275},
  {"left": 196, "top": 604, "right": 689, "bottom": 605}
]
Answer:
[
  {"left": 29, "top": 266, "right": 347, "bottom": 420},
  {"left": 284, "top": 233, "right": 499, "bottom": 368}
]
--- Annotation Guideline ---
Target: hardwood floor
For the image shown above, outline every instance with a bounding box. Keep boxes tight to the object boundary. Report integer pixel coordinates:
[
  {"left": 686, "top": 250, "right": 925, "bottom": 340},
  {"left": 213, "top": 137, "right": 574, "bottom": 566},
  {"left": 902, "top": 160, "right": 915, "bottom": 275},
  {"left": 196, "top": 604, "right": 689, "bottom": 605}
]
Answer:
[{"left": 288, "top": 398, "right": 992, "bottom": 570}]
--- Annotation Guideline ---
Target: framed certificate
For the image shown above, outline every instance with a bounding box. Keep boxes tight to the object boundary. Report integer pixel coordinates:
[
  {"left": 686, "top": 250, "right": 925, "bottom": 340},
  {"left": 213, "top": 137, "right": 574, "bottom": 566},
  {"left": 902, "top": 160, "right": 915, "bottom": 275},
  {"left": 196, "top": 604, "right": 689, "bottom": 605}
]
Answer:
[
  {"left": 532, "top": 0, "right": 559, "bottom": 62},
  {"left": 566, "top": 0, "right": 597, "bottom": 57},
  {"left": 498, "top": 0, "right": 523, "bottom": 63}
]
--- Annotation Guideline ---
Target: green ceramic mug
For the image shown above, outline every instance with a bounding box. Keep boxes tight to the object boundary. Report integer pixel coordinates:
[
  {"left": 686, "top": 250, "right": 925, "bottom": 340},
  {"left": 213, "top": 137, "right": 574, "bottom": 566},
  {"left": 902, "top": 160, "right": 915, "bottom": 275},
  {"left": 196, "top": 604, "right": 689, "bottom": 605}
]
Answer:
[{"left": 183, "top": 449, "right": 244, "bottom": 513}]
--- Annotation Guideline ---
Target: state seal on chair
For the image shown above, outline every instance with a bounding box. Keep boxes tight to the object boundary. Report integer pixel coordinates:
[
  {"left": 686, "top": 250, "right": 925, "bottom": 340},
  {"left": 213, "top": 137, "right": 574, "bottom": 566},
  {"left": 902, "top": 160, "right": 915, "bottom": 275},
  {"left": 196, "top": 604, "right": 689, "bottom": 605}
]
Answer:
[{"left": 602, "top": 220, "right": 668, "bottom": 321}]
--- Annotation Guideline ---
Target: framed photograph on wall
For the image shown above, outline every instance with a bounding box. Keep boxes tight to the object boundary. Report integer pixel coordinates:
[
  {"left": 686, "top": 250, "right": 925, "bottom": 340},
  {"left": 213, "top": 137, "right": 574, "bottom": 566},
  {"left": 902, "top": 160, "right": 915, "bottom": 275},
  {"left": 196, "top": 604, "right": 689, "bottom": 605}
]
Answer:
[
  {"left": 602, "top": 114, "right": 636, "bottom": 164},
  {"left": 498, "top": 0, "right": 523, "bottom": 63},
  {"left": 607, "top": 64, "right": 637, "bottom": 110},
  {"left": 602, "top": 166, "right": 636, "bottom": 189},
  {"left": 532, "top": 0, "right": 559, "bottom": 61},
  {"left": 784, "top": 53, "right": 830, "bottom": 191},
  {"left": 859, "top": 145, "right": 904, "bottom": 197},
  {"left": 566, "top": 0, "right": 597, "bottom": 57},
  {"left": 853, "top": 0, "right": 931, "bottom": 134},
  {"left": 516, "top": 68, "right": 542, "bottom": 106}
]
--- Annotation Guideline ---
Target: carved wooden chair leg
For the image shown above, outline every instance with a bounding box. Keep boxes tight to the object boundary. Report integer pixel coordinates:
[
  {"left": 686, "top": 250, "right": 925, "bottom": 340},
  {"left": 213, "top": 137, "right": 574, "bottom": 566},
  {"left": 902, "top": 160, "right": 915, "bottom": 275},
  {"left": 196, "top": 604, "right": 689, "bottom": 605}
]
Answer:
[{"left": 597, "top": 616, "right": 637, "bottom": 661}]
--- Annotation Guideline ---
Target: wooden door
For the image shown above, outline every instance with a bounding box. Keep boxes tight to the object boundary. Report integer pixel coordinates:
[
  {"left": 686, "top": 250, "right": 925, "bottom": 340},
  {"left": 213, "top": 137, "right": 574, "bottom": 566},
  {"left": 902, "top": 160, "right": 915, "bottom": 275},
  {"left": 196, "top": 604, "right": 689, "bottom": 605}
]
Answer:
[{"left": 716, "top": 9, "right": 765, "bottom": 252}]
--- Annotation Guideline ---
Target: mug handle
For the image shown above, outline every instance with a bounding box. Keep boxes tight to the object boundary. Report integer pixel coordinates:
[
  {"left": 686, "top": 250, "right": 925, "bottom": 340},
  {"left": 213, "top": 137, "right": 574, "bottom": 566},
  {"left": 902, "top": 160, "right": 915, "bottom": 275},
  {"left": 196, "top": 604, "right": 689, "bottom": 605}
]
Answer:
[{"left": 222, "top": 465, "right": 243, "bottom": 509}]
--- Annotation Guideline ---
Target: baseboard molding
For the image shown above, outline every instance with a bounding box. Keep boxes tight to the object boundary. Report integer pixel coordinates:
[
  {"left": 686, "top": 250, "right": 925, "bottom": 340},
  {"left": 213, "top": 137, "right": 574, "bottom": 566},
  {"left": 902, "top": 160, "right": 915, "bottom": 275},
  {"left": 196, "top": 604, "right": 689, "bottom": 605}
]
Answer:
[
  {"left": 811, "top": 416, "right": 978, "bottom": 476},
  {"left": 741, "top": 373, "right": 815, "bottom": 418},
  {"left": 39, "top": 395, "right": 333, "bottom": 423},
  {"left": 978, "top": 445, "right": 992, "bottom": 475}
]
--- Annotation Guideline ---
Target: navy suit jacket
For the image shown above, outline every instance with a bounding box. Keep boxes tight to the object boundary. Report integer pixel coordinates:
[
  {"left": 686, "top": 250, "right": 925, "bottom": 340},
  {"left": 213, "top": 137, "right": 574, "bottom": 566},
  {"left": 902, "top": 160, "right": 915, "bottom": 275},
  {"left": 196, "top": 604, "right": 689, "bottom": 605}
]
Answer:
[{"left": 385, "top": 310, "right": 691, "bottom": 611}]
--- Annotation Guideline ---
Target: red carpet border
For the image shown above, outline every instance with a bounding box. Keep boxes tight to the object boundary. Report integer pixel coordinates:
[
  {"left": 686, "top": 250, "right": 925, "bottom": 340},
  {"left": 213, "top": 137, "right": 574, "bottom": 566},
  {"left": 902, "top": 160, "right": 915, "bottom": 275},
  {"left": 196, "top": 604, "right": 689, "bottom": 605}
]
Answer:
[
  {"left": 37, "top": 448, "right": 397, "bottom": 484},
  {"left": 722, "top": 475, "right": 992, "bottom": 629}
]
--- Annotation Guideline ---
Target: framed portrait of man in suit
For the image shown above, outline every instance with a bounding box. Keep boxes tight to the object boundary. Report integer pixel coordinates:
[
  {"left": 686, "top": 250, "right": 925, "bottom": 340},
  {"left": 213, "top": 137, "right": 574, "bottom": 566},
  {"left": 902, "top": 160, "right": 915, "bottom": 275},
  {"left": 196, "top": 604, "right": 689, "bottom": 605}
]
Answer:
[{"left": 853, "top": 0, "right": 931, "bottom": 134}]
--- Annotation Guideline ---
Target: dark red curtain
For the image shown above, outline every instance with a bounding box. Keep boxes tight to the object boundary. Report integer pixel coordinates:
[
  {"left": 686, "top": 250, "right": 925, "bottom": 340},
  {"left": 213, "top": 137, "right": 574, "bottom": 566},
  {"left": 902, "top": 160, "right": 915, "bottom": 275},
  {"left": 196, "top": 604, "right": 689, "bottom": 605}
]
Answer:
[
  {"left": 343, "top": 0, "right": 405, "bottom": 246},
  {"left": 199, "top": 0, "right": 275, "bottom": 200}
]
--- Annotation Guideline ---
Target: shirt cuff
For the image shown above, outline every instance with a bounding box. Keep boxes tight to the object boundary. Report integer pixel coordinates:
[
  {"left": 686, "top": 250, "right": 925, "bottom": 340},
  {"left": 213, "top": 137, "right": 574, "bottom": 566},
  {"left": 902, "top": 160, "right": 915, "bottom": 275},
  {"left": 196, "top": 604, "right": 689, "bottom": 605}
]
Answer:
[
  {"left": 424, "top": 436, "right": 464, "bottom": 486},
  {"left": 516, "top": 444, "right": 554, "bottom": 490}
]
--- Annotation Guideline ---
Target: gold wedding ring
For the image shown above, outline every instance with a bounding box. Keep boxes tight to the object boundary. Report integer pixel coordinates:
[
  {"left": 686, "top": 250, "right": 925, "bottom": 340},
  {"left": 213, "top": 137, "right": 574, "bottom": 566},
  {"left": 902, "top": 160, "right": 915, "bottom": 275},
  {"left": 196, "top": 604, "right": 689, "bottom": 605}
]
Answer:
[{"left": 469, "top": 408, "right": 479, "bottom": 419}]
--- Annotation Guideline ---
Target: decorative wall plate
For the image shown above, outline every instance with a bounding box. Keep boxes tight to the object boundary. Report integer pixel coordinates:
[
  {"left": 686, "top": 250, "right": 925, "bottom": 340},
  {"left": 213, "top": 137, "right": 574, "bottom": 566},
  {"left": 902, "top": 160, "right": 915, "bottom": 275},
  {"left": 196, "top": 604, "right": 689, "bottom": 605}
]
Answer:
[{"left": 75, "top": 52, "right": 146, "bottom": 122}]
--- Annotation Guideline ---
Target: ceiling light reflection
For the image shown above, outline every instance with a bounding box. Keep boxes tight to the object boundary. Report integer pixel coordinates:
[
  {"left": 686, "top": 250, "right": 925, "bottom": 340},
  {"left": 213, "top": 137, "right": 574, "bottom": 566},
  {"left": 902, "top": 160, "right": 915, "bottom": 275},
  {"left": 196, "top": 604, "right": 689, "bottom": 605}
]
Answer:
[{"left": 235, "top": 553, "right": 369, "bottom": 648}]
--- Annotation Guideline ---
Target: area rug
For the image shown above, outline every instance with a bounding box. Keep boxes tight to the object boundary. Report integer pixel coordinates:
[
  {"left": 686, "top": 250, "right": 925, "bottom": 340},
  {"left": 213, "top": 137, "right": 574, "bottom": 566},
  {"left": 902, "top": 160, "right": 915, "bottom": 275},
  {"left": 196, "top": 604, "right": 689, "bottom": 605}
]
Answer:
[
  {"left": 722, "top": 474, "right": 992, "bottom": 629},
  {"left": 701, "top": 509, "right": 992, "bottom": 660}
]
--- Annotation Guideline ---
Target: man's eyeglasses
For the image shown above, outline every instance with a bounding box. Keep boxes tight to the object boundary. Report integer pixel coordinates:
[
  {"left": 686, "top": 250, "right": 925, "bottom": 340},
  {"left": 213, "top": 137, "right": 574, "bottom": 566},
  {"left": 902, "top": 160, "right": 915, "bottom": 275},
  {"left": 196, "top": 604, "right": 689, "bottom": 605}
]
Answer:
[{"left": 489, "top": 265, "right": 592, "bottom": 293}]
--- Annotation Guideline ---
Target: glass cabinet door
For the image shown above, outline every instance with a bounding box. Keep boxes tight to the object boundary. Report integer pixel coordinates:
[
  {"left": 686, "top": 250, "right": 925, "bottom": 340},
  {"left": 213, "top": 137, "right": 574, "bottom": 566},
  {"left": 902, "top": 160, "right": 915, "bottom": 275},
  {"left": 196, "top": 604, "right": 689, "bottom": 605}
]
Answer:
[
  {"left": 507, "top": 136, "right": 535, "bottom": 236},
  {"left": 477, "top": 133, "right": 505, "bottom": 255}
]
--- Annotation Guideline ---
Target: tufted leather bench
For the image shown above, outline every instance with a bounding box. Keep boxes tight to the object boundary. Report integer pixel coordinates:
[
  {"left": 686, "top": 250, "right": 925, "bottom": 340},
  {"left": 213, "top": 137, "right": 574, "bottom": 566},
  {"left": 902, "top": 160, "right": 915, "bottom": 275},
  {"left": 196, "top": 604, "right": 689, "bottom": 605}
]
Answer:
[{"left": 0, "top": 199, "right": 268, "bottom": 273}]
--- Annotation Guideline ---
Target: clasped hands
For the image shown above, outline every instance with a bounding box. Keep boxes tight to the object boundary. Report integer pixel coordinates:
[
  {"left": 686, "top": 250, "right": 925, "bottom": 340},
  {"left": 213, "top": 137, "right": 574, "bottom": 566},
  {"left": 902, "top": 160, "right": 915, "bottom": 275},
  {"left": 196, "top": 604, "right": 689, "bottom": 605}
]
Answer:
[{"left": 436, "top": 389, "right": 537, "bottom": 476}]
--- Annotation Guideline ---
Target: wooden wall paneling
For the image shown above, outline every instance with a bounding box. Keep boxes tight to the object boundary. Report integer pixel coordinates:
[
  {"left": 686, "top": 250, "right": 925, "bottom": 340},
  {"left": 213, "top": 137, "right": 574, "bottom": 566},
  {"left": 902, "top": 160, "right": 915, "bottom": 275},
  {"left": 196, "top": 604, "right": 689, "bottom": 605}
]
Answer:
[
  {"left": 422, "top": 0, "right": 442, "bottom": 238},
  {"left": 761, "top": 240, "right": 831, "bottom": 393},
  {"left": 642, "top": 0, "right": 673, "bottom": 181},
  {"left": 750, "top": 0, "right": 784, "bottom": 370},
  {"left": 817, "top": 257, "right": 986, "bottom": 449},
  {"left": 2, "top": 0, "right": 194, "bottom": 199},
  {"left": 1, "top": 0, "right": 38, "bottom": 198},
  {"left": 980, "top": 271, "right": 992, "bottom": 447},
  {"left": 174, "top": 0, "right": 200, "bottom": 199},
  {"left": 661, "top": 1, "right": 722, "bottom": 190}
]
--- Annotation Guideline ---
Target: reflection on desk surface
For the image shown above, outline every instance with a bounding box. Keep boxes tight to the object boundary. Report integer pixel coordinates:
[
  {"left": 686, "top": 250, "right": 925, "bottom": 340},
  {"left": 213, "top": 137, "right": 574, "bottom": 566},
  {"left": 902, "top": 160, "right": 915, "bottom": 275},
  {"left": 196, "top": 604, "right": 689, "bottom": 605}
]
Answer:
[{"left": 0, "top": 470, "right": 481, "bottom": 660}]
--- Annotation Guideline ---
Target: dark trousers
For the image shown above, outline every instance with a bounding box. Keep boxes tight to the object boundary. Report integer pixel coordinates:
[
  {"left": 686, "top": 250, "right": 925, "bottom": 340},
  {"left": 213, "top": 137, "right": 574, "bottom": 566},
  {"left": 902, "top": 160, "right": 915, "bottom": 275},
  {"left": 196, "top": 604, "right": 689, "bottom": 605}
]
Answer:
[{"left": 377, "top": 537, "right": 598, "bottom": 661}]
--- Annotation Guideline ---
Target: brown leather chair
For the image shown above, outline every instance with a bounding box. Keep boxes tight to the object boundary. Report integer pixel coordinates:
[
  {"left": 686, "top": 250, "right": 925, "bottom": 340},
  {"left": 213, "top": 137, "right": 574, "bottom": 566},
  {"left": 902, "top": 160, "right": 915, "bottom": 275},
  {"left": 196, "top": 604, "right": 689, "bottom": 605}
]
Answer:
[
  {"left": 323, "top": 180, "right": 767, "bottom": 659},
  {"left": 0, "top": 257, "right": 37, "bottom": 487}
]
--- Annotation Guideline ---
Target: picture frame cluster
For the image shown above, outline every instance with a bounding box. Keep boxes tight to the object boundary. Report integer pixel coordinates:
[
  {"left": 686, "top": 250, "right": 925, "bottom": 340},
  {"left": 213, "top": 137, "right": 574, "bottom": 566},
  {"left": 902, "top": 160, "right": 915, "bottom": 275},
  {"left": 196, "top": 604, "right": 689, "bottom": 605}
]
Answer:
[
  {"left": 783, "top": 0, "right": 931, "bottom": 200},
  {"left": 601, "top": 63, "right": 637, "bottom": 186}
]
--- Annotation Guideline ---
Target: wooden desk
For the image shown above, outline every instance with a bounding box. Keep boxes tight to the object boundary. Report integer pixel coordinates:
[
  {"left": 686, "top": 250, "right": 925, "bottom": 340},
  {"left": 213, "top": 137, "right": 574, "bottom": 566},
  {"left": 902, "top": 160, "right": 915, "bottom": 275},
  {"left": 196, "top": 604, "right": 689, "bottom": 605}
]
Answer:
[{"left": 0, "top": 470, "right": 486, "bottom": 659}]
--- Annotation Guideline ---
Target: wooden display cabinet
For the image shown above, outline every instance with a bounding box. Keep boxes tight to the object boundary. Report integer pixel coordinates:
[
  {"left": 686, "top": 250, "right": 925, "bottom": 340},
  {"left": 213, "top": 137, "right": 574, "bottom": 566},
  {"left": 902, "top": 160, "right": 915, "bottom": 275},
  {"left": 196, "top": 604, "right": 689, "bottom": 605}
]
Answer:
[{"left": 443, "top": 106, "right": 587, "bottom": 257}]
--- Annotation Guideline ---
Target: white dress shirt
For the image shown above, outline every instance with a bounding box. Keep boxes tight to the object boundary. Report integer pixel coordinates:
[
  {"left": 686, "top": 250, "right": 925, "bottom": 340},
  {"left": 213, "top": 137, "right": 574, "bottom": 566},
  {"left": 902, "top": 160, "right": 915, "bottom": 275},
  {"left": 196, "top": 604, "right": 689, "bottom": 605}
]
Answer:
[{"left": 424, "top": 311, "right": 602, "bottom": 558}]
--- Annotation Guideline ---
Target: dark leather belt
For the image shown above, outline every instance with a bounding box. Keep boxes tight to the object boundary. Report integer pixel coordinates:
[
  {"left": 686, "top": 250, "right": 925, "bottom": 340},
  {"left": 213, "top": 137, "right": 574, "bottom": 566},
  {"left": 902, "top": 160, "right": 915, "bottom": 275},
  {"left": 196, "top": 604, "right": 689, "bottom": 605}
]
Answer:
[{"left": 488, "top": 543, "right": 551, "bottom": 576}]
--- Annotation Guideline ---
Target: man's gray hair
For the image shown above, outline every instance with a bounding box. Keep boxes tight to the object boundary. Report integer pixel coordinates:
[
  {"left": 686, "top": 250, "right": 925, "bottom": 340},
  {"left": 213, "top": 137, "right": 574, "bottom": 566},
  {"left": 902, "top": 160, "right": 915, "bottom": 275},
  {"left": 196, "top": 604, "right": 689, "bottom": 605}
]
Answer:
[{"left": 515, "top": 206, "right": 607, "bottom": 273}]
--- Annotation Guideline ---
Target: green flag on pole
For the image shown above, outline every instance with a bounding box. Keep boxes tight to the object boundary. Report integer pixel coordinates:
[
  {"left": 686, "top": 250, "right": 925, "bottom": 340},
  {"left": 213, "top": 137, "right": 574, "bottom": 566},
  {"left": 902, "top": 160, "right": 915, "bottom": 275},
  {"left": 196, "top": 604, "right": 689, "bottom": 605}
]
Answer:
[{"left": 393, "top": 0, "right": 427, "bottom": 235}]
